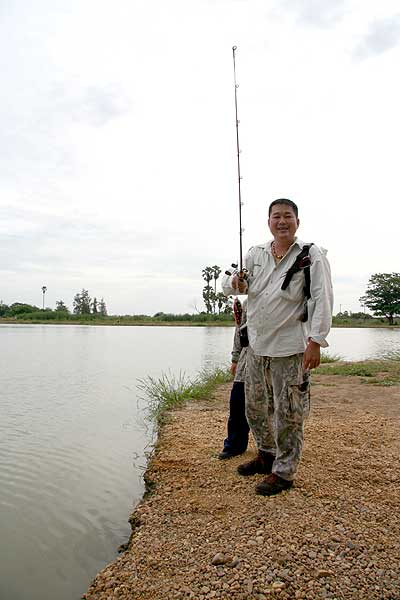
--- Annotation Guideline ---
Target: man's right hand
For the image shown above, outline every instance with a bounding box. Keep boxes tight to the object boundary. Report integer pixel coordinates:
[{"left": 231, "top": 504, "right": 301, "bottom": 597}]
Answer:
[
  {"left": 230, "top": 362, "right": 237, "bottom": 376},
  {"left": 232, "top": 275, "right": 248, "bottom": 294}
]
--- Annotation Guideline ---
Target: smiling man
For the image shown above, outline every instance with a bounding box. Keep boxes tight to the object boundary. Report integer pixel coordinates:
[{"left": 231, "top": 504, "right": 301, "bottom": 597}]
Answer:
[{"left": 222, "top": 198, "right": 333, "bottom": 496}]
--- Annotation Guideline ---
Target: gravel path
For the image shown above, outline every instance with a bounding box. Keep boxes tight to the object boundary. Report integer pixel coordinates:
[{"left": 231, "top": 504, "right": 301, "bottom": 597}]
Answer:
[{"left": 83, "top": 374, "right": 400, "bottom": 600}]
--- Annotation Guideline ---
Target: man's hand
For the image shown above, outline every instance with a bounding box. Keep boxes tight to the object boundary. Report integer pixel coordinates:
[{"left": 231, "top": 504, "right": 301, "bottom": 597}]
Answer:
[
  {"left": 232, "top": 275, "right": 248, "bottom": 294},
  {"left": 303, "top": 340, "right": 321, "bottom": 370},
  {"left": 230, "top": 362, "right": 237, "bottom": 376}
]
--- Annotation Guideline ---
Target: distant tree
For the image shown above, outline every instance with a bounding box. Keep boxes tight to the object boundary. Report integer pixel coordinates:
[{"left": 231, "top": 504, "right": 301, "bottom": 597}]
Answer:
[
  {"left": 91, "top": 297, "right": 98, "bottom": 314},
  {"left": 73, "top": 289, "right": 92, "bottom": 315},
  {"left": 348, "top": 311, "right": 373, "bottom": 320},
  {"left": 0, "top": 301, "right": 9, "bottom": 317},
  {"left": 55, "top": 300, "right": 69, "bottom": 313},
  {"left": 8, "top": 302, "right": 39, "bottom": 315},
  {"left": 211, "top": 265, "right": 221, "bottom": 314},
  {"left": 360, "top": 273, "right": 400, "bottom": 325},
  {"left": 215, "top": 291, "right": 232, "bottom": 315},
  {"left": 202, "top": 266, "right": 215, "bottom": 314},
  {"left": 98, "top": 298, "right": 108, "bottom": 316},
  {"left": 73, "top": 292, "right": 81, "bottom": 315},
  {"left": 223, "top": 296, "right": 233, "bottom": 314},
  {"left": 202, "top": 285, "right": 213, "bottom": 314}
]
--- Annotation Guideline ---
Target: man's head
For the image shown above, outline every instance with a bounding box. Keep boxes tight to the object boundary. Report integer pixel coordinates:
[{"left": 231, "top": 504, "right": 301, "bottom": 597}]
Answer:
[
  {"left": 268, "top": 198, "right": 300, "bottom": 245},
  {"left": 268, "top": 198, "right": 298, "bottom": 218}
]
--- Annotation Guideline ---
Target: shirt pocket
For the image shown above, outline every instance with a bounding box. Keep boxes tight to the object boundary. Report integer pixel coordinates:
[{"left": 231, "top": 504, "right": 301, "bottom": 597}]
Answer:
[
  {"left": 280, "top": 271, "right": 305, "bottom": 303},
  {"left": 248, "top": 264, "right": 264, "bottom": 295}
]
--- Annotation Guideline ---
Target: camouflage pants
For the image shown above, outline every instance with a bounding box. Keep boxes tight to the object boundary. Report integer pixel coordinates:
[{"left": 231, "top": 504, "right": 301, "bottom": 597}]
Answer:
[{"left": 245, "top": 345, "right": 311, "bottom": 481}]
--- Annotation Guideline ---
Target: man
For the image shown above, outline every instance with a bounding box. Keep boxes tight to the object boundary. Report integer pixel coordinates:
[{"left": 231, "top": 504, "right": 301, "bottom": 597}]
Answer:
[
  {"left": 218, "top": 298, "right": 250, "bottom": 459},
  {"left": 222, "top": 198, "right": 333, "bottom": 496}
]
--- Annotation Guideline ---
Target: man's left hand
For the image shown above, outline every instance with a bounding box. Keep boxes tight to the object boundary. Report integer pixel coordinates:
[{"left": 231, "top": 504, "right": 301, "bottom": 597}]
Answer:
[{"left": 303, "top": 340, "right": 321, "bottom": 370}]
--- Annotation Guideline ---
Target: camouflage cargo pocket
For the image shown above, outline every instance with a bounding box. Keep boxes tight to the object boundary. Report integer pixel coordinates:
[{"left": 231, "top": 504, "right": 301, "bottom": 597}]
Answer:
[{"left": 287, "top": 381, "right": 305, "bottom": 424}]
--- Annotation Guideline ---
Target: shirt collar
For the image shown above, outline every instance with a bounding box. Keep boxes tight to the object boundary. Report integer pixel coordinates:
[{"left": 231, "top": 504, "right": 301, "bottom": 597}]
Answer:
[{"left": 267, "top": 237, "right": 303, "bottom": 255}]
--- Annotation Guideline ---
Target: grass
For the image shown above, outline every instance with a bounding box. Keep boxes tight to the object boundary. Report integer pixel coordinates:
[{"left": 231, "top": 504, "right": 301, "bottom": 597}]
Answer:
[
  {"left": 382, "top": 351, "right": 400, "bottom": 361},
  {"left": 137, "top": 367, "right": 232, "bottom": 427},
  {"left": 315, "top": 359, "right": 400, "bottom": 386},
  {"left": 320, "top": 351, "right": 342, "bottom": 363}
]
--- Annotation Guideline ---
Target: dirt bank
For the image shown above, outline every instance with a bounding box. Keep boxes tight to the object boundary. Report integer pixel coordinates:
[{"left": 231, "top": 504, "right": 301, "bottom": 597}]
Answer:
[{"left": 83, "top": 373, "right": 400, "bottom": 600}]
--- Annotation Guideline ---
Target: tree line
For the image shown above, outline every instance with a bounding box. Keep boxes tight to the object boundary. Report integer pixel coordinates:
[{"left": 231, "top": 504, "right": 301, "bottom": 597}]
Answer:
[
  {"left": 1, "top": 272, "right": 399, "bottom": 324},
  {"left": 0, "top": 289, "right": 107, "bottom": 319}
]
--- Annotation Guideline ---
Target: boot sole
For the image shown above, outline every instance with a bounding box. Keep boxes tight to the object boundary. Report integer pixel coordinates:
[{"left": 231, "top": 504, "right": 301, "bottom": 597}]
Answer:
[
  {"left": 255, "top": 481, "right": 293, "bottom": 496},
  {"left": 237, "top": 466, "right": 272, "bottom": 476}
]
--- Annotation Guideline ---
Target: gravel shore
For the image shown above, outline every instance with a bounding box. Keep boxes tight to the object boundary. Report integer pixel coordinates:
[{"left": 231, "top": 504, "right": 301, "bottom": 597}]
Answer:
[{"left": 83, "top": 373, "right": 400, "bottom": 600}]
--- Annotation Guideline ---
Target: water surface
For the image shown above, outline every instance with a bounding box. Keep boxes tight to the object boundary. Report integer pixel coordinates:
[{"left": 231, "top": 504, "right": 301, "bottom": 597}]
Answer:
[{"left": 0, "top": 324, "right": 399, "bottom": 600}]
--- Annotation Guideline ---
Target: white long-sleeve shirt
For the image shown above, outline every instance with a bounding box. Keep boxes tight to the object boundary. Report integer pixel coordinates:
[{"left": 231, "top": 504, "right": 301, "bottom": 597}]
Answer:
[{"left": 222, "top": 238, "right": 333, "bottom": 358}]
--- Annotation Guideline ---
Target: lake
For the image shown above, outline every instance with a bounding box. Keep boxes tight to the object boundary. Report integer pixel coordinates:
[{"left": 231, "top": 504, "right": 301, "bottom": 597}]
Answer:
[{"left": 1, "top": 324, "right": 399, "bottom": 600}]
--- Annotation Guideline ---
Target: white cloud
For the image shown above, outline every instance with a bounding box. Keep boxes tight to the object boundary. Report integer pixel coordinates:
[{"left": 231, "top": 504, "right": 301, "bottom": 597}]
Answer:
[
  {"left": 274, "top": 0, "right": 348, "bottom": 28},
  {"left": 354, "top": 14, "right": 400, "bottom": 59}
]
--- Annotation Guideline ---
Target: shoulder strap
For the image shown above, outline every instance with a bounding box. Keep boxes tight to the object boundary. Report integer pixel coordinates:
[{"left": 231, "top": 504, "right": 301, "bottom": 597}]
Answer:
[
  {"left": 303, "top": 252, "right": 312, "bottom": 300},
  {"left": 281, "top": 244, "right": 314, "bottom": 297}
]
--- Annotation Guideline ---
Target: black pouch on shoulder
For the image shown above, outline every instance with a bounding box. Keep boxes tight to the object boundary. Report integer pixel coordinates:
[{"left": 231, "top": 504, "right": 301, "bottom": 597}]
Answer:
[{"left": 239, "top": 325, "right": 249, "bottom": 348}]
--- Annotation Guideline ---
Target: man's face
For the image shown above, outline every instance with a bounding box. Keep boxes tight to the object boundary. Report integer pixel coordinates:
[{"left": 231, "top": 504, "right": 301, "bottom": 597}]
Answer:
[{"left": 268, "top": 203, "right": 299, "bottom": 244}]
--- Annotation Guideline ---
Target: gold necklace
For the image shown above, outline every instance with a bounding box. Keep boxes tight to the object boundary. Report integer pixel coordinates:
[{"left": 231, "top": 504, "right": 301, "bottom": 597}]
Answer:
[{"left": 272, "top": 242, "right": 285, "bottom": 259}]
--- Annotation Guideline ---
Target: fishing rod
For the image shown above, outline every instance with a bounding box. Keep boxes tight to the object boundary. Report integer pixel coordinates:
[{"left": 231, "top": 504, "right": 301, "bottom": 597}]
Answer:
[{"left": 227, "top": 45, "right": 247, "bottom": 281}]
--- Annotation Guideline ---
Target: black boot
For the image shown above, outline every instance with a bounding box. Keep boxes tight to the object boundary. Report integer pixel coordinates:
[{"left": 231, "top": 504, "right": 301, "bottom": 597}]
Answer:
[{"left": 237, "top": 450, "right": 274, "bottom": 476}]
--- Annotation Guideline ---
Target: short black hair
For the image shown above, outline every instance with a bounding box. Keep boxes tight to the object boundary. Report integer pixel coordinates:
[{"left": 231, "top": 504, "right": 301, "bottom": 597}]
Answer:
[{"left": 268, "top": 198, "right": 298, "bottom": 218}]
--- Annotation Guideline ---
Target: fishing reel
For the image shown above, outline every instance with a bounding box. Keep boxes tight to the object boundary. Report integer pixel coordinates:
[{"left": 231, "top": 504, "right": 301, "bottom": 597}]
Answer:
[{"left": 225, "top": 263, "right": 248, "bottom": 281}]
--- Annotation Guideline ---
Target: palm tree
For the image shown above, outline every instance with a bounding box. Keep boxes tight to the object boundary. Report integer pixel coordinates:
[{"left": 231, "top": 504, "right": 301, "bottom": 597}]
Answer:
[
  {"left": 212, "top": 265, "right": 221, "bottom": 314},
  {"left": 202, "top": 267, "right": 214, "bottom": 314}
]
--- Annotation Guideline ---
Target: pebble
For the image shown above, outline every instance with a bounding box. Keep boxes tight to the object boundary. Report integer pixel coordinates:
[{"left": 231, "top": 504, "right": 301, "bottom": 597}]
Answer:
[
  {"left": 212, "top": 553, "right": 227, "bottom": 566},
  {"left": 272, "top": 581, "right": 285, "bottom": 590},
  {"left": 256, "top": 536, "right": 264, "bottom": 544},
  {"left": 317, "top": 570, "right": 334, "bottom": 578},
  {"left": 346, "top": 541, "right": 357, "bottom": 549},
  {"left": 226, "top": 557, "right": 240, "bottom": 568}
]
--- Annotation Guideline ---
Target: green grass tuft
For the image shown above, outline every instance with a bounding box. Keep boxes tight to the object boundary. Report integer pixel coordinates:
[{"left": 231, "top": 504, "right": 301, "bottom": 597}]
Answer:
[
  {"left": 137, "top": 367, "right": 231, "bottom": 426},
  {"left": 320, "top": 352, "right": 342, "bottom": 363}
]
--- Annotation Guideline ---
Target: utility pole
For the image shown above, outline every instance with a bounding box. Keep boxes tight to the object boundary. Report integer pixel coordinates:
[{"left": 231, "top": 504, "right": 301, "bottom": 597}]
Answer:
[{"left": 42, "top": 286, "right": 47, "bottom": 310}]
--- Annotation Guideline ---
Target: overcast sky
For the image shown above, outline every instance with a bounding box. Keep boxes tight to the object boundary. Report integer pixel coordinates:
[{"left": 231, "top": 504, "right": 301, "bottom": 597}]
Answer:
[{"left": 1, "top": 0, "right": 399, "bottom": 315}]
